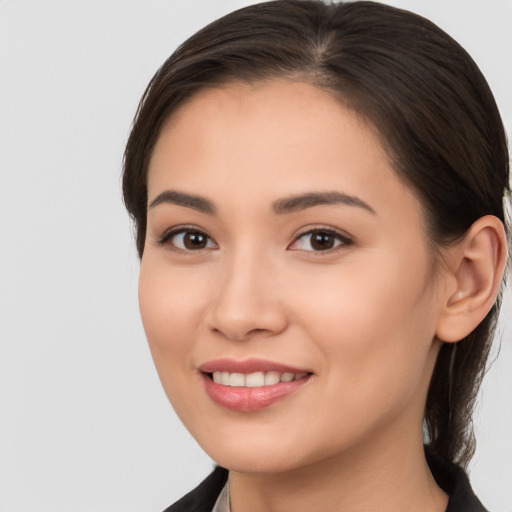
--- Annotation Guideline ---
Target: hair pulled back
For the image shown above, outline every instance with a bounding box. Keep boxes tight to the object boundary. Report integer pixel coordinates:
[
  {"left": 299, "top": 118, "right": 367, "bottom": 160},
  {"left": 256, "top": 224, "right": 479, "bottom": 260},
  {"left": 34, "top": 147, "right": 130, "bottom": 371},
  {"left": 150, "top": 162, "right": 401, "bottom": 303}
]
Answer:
[{"left": 123, "top": 0, "right": 510, "bottom": 467}]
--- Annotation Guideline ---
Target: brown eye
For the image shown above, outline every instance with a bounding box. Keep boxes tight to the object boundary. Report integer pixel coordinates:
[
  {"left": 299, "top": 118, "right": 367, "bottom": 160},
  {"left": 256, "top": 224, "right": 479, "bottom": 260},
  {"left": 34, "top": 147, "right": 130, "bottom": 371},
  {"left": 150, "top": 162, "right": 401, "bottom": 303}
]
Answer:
[
  {"left": 310, "top": 232, "right": 336, "bottom": 250},
  {"left": 161, "top": 229, "right": 217, "bottom": 251},
  {"left": 289, "top": 229, "right": 353, "bottom": 252},
  {"left": 183, "top": 231, "right": 209, "bottom": 249}
]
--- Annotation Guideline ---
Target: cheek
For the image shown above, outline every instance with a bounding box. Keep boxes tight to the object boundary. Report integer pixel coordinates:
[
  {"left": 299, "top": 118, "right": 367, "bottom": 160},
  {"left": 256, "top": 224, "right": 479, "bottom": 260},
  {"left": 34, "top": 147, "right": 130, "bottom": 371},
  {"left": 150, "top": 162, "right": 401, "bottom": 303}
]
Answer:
[
  {"left": 137, "top": 259, "right": 215, "bottom": 431},
  {"left": 288, "top": 251, "right": 438, "bottom": 404},
  {"left": 138, "top": 257, "right": 208, "bottom": 371}
]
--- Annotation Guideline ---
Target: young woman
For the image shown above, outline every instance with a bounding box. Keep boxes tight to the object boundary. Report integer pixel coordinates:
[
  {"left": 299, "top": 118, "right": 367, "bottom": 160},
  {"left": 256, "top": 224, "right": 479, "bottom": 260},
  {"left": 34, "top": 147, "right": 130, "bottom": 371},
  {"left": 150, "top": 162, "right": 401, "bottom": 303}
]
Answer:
[{"left": 122, "top": 1, "right": 509, "bottom": 511}]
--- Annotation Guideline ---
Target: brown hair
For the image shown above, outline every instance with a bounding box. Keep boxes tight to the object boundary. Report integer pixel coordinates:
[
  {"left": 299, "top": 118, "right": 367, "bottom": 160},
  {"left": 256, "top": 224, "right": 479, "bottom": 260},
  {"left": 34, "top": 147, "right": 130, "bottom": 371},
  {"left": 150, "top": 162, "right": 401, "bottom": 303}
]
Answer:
[{"left": 122, "top": 0, "right": 510, "bottom": 467}]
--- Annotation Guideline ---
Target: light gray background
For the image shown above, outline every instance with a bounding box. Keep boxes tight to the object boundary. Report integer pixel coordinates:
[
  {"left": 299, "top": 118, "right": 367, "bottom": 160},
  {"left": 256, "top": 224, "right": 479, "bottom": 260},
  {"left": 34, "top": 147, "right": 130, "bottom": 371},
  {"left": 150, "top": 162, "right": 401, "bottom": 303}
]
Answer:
[{"left": 1, "top": 1, "right": 511, "bottom": 511}]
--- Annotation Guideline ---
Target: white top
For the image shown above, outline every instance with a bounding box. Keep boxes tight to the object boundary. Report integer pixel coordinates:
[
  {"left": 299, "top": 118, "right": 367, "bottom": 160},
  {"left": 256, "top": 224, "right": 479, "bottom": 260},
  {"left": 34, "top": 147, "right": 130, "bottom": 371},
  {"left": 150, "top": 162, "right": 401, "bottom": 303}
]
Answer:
[{"left": 211, "top": 480, "right": 230, "bottom": 512}]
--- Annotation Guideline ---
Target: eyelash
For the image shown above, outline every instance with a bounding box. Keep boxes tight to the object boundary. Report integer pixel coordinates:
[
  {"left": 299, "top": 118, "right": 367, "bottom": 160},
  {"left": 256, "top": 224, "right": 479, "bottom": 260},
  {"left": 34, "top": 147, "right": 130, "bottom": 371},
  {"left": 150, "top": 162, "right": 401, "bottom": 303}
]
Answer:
[
  {"left": 157, "top": 226, "right": 353, "bottom": 253},
  {"left": 157, "top": 226, "right": 218, "bottom": 251},
  {"left": 289, "top": 228, "right": 353, "bottom": 253}
]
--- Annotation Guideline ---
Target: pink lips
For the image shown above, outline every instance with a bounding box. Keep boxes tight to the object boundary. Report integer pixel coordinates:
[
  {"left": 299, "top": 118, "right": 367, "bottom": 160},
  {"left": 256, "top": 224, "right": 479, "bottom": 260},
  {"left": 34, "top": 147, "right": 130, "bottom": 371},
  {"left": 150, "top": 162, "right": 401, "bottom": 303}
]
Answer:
[
  {"left": 199, "top": 358, "right": 310, "bottom": 375},
  {"left": 199, "top": 358, "right": 312, "bottom": 412}
]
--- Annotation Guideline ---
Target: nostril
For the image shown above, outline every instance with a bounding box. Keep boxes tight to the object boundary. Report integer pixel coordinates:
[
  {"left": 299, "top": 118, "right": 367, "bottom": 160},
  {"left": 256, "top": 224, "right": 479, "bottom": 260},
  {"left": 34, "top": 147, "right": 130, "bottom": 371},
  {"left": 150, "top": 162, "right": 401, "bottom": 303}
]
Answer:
[
  {"left": 247, "top": 328, "right": 268, "bottom": 336},
  {"left": 211, "top": 326, "right": 274, "bottom": 342}
]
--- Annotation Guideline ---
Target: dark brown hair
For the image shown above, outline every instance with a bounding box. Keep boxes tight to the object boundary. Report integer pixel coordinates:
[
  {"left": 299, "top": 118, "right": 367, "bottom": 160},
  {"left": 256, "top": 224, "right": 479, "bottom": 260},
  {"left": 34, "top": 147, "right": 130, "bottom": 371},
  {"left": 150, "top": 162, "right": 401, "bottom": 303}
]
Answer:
[{"left": 122, "top": 0, "right": 510, "bottom": 467}]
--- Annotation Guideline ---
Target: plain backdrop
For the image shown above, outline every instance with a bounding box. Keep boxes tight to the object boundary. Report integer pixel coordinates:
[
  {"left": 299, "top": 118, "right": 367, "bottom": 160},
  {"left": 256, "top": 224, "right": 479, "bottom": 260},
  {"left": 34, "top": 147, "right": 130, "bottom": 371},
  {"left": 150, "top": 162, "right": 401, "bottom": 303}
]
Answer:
[{"left": 1, "top": 1, "right": 511, "bottom": 511}]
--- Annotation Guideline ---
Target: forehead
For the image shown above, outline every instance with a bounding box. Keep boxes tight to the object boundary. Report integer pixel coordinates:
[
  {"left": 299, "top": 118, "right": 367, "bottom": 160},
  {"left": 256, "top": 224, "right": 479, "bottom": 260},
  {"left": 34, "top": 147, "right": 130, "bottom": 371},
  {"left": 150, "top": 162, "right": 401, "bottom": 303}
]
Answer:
[
  {"left": 155, "top": 80, "right": 382, "bottom": 154},
  {"left": 148, "top": 80, "right": 421, "bottom": 221}
]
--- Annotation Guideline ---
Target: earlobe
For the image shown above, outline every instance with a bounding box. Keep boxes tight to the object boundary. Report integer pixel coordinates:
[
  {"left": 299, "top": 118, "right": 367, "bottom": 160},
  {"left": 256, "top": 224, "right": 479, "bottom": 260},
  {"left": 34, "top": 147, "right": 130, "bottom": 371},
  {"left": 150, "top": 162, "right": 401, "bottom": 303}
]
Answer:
[{"left": 436, "top": 215, "right": 508, "bottom": 343}]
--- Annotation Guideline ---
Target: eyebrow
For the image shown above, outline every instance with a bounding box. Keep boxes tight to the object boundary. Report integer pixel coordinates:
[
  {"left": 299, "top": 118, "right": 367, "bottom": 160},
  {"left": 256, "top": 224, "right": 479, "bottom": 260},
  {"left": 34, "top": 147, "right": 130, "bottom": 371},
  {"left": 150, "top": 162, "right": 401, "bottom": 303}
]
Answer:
[
  {"left": 148, "top": 190, "right": 216, "bottom": 215},
  {"left": 272, "top": 191, "right": 376, "bottom": 215},
  {"left": 148, "top": 189, "right": 375, "bottom": 216}
]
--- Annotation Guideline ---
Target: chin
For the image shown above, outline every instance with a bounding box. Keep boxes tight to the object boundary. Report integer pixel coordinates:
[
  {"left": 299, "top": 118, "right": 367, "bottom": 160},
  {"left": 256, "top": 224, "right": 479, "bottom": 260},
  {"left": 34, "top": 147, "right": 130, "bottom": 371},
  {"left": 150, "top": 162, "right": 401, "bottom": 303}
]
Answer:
[
  {"left": 209, "top": 448, "right": 304, "bottom": 474},
  {"left": 194, "top": 425, "right": 331, "bottom": 475}
]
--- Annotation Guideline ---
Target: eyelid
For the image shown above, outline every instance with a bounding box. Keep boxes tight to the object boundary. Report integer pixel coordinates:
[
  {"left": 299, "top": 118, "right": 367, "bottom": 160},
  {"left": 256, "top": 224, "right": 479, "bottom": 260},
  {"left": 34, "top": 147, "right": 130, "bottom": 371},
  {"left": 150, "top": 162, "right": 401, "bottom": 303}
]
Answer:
[
  {"left": 155, "top": 224, "right": 352, "bottom": 253},
  {"left": 156, "top": 225, "right": 218, "bottom": 251},
  {"left": 288, "top": 226, "right": 354, "bottom": 252}
]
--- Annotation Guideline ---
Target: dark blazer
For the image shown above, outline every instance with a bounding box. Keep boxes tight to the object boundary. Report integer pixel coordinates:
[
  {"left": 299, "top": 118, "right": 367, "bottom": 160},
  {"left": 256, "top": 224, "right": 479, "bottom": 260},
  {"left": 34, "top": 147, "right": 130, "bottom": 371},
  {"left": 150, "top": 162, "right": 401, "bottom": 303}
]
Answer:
[{"left": 164, "top": 450, "right": 488, "bottom": 512}]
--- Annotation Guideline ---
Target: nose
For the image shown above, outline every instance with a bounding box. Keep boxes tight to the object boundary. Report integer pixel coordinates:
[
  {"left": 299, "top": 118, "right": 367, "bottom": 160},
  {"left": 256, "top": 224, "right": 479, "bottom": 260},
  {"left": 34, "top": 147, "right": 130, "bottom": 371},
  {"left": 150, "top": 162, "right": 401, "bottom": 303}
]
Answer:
[{"left": 205, "top": 250, "right": 288, "bottom": 342}]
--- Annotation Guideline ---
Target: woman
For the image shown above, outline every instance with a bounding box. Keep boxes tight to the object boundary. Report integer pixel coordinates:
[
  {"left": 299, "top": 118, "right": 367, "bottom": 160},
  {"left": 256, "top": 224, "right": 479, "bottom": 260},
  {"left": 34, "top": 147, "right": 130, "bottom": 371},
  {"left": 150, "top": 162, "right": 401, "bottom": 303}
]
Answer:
[{"left": 122, "top": 1, "right": 509, "bottom": 511}]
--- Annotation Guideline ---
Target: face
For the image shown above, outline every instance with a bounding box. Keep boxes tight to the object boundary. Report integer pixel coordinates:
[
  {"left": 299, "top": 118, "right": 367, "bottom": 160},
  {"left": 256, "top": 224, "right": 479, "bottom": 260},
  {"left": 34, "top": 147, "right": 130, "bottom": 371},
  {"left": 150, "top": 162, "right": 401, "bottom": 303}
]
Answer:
[{"left": 139, "top": 80, "right": 446, "bottom": 474}]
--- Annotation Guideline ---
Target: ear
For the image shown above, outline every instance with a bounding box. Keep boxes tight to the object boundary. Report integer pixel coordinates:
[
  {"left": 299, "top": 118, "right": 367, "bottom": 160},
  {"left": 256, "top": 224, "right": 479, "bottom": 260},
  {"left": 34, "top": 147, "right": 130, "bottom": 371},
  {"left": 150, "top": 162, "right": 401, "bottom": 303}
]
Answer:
[{"left": 435, "top": 215, "right": 508, "bottom": 343}]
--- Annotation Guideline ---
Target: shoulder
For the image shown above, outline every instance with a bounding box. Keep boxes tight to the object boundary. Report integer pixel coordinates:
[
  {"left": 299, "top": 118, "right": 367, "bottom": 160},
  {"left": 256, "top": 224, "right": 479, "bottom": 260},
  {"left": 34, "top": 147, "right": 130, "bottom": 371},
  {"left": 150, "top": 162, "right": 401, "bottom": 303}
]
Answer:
[
  {"left": 162, "top": 466, "right": 229, "bottom": 512},
  {"left": 425, "top": 447, "right": 488, "bottom": 512}
]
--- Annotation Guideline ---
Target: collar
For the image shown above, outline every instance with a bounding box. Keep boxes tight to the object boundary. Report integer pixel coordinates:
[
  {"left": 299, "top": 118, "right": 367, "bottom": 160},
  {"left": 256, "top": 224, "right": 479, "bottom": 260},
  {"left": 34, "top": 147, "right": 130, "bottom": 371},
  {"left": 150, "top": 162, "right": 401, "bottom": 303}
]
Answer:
[
  {"left": 210, "top": 450, "right": 487, "bottom": 512},
  {"left": 211, "top": 478, "right": 230, "bottom": 512}
]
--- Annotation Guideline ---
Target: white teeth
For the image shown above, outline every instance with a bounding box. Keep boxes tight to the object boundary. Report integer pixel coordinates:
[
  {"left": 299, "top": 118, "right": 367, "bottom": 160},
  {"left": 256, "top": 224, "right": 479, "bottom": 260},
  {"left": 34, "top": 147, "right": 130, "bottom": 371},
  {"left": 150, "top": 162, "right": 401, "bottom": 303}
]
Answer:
[
  {"left": 245, "top": 371, "right": 265, "bottom": 387},
  {"left": 211, "top": 370, "right": 308, "bottom": 387},
  {"left": 229, "top": 373, "right": 245, "bottom": 387},
  {"left": 264, "top": 371, "right": 281, "bottom": 386}
]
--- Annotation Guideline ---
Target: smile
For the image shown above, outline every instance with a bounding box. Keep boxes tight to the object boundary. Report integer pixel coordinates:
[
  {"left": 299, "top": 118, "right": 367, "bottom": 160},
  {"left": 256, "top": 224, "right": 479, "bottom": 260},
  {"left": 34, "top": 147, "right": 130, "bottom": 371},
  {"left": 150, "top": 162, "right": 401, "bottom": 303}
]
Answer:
[
  {"left": 199, "top": 359, "right": 313, "bottom": 411},
  {"left": 211, "top": 371, "right": 308, "bottom": 387}
]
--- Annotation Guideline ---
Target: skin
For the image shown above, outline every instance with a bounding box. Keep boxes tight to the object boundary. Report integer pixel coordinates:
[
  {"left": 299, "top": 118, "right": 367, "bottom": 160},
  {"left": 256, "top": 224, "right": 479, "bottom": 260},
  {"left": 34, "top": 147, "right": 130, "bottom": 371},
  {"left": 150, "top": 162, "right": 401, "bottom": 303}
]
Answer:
[{"left": 139, "top": 80, "right": 457, "bottom": 511}]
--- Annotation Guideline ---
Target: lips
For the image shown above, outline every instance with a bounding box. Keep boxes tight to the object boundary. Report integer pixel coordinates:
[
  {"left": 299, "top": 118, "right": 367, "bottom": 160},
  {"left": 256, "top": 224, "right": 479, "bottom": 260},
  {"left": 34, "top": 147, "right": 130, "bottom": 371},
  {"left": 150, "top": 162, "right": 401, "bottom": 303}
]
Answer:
[{"left": 199, "top": 358, "right": 313, "bottom": 411}]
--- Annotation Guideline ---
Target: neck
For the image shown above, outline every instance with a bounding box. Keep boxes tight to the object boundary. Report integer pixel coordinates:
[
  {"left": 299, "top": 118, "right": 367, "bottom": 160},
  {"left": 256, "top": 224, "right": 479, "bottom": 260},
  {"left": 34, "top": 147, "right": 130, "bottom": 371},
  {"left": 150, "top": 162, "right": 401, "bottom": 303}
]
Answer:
[{"left": 228, "top": 427, "right": 448, "bottom": 512}]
